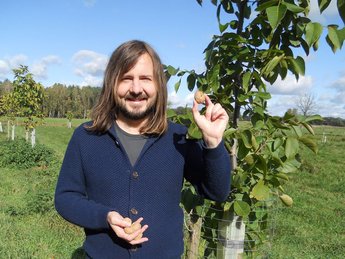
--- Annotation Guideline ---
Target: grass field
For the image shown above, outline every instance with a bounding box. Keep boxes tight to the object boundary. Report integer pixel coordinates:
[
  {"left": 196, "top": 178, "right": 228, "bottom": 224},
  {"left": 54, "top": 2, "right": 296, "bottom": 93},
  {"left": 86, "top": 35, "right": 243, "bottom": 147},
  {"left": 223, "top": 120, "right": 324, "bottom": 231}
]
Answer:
[
  {"left": 0, "top": 118, "right": 344, "bottom": 258},
  {"left": 270, "top": 125, "right": 345, "bottom": 258}
]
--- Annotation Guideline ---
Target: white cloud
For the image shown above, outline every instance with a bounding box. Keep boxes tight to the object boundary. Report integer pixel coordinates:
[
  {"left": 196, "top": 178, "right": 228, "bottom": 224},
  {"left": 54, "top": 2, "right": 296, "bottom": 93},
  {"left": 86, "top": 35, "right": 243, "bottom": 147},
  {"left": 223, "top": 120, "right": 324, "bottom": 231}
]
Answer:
[
  {"left": 0, "top": 60, "right": 10, "bottom": 79},
  {"left": 8, "top": 54, "right": 28, "bottom": 68},
  {"left": 269, "top": 74, "right": 313, "bottom": 95},
  {"left": 328, "top": 74, "right": 345, "bottom": 105},
  {"left": 168, "top": 90, "right": 194, "bottom": 108},
  {"left": 267, "top": 95, "right": 298, "bottom": 116},
  {"left": 31, "top": 55, "right": 61, "bottom": 79},
  {"left": 0, "top": 54, "right": 28, "bottom": 80},
  {"left": 72, "top": 50, "right": 108, "bottom": 86}
]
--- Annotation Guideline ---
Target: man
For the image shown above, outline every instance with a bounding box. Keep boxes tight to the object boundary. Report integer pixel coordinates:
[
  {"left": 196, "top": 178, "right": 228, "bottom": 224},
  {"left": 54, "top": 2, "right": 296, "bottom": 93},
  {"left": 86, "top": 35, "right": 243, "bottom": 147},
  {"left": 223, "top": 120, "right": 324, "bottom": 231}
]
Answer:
[{"left": 55, "top": 40, "right": 231, "bottom": 259}]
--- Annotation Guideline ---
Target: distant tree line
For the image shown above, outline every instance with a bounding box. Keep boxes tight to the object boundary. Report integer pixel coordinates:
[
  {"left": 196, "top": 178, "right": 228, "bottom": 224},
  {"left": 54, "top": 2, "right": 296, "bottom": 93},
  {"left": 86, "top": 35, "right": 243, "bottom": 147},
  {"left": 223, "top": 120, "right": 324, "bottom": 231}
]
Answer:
[
  {"left": 0, "top": 80, "right": 101, "bottom": 119},
  {"left": 1, "top": 78, "right": 345, "bottom": 126},
  {"left": 311, "top": 117, "right": 345, "bottom": 127}
]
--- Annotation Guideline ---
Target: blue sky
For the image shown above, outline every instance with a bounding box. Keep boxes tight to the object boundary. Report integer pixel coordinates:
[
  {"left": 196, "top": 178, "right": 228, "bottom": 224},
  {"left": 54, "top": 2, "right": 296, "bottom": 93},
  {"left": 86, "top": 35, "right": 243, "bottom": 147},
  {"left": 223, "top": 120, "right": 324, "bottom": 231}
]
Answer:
[{"left": 1, "top": 0, "right": 344, "bottom": 118}]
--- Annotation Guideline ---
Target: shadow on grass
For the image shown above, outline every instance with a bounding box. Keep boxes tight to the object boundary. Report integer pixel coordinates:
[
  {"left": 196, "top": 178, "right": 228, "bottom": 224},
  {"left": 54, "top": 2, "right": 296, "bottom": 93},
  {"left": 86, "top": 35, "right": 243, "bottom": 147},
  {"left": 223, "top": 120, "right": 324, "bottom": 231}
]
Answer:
[{"left": 71, "top": 247, "right": 86, "bottom": 259}]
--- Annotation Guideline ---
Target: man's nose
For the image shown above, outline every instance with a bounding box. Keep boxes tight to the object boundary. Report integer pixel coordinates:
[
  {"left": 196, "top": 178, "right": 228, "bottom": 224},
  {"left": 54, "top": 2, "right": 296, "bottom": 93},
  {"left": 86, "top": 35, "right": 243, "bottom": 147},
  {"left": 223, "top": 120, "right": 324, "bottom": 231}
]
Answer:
[{"left": 130, "top": 79, "right": 142, "bottom": 93}]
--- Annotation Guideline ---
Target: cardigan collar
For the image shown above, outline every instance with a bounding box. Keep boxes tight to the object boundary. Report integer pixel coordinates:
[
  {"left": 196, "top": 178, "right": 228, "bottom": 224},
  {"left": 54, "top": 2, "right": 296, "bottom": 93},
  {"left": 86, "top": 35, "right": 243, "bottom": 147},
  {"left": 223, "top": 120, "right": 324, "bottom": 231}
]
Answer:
[{"left": 107, "top": 122, "right": 160, "bottom": 151}]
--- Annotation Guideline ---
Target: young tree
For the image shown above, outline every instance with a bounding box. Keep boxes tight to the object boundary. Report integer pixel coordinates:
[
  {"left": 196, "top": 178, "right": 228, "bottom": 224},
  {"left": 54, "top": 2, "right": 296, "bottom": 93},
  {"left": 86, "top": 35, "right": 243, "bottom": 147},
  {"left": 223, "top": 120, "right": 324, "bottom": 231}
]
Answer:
[
  {"left": 12, "top": 65, "right": 45, "bottom": 147},
  {"left": 1, "top": 93, "right": 19, "bottom": 140},
  {"left": 66, "top": 111, "right": 73, "bottom": 128},
  {"left": 297, "top": 92, "right": 317, "bottom": 116},
  {"left": 167, "top": 0, "right": 344, "bottom": 257}
]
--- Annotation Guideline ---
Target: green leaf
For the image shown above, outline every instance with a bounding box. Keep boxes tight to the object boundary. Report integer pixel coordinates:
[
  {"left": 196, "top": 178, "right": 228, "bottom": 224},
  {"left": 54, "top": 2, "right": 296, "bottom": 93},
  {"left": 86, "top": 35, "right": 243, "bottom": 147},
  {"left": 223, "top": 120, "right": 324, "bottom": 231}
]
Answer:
[
  {"left": 181, "top": 187, "right": 203, "bottom": 213},
  {"left": 223, "top": 128, "right": 237, "bottom": 138},
  {"left": 283, "top": 2, "right": 305, "bottom": 13},
  {"left": 299, "top": 136, "right": 318, "bottom": 154},
  {"left": 219, "top": 23, "right": 229, "bottom": 33},
  {"left": 275, "top": 172, "right": 289, "bottom": 181},
  {"left": 301, "top": 122, "right": 315, "bottom": 135},
  {"left": 256, "top": 92, "right": 272, "bottom": 100},
  {"left": 174, "top": 78, "right": 181, "bottom": 92},
  {"left": 166, "top": 109, "right": 176, "bottom": 118},
  {"left": 338, "top": 0, "right": 345, "bottom": 24},
  {"left": 187, "top": 73, "right": 196, "bottom": 91},
  {"left": 288, "top": 56, "right": 305, "bottom": 79},
  {"left": 187, "top": 123, "right": 202, "bottom": 139},
  {"left": 285, "top": 136, "right": 299, "bottom": 159},
  {"left": 305, "top": 22, "right": 323, "bottom": 47},
  {"left": 167, "top": 65, "right": 178, "bottom": 76},
  {"left": 327, "top": 25, "right": 342, "bottom": 51},
  {"left": 318, "top": 0, "right": 332, "bottom": 13},
  {"left": 251, "top": 180, "right": 270, "bottom": 201},
  {"left": 241, "top": 130, "right": 252, "bottom": 149},
  {"left": 292, "top": 125, "right": 303, "bottom": 138},
  {"left": 234, "top": 200, "right": 251, "bottom": 217},
  {"left": 304, "top": 114, "right": 323, "bottom": 122},
  {"left": 266, "top": 5, "right": 287, "bottom": 29},
  {"left": 242, "top": 71, "right": 251, "bottom": 92},
  {"left": 256, "top": 0, "right": 279, "bottom": 12},
  {"left": 262, "top": 55, "right": 284, "bottom": 76}
]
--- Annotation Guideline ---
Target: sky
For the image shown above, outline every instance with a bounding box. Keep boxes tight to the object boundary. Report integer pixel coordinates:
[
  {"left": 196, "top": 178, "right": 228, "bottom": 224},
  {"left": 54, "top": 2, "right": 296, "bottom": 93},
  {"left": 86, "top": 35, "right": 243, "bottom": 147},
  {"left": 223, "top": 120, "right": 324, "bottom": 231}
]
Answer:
[{"left": 1, "top": 0, "right": 344, "bottom": 119}]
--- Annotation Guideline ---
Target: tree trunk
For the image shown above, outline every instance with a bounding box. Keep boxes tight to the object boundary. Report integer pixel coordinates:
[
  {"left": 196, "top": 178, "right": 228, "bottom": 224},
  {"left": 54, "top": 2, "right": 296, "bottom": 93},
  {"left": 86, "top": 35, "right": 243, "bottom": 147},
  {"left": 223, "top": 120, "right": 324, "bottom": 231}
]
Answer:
[
  {"left": 186, "top": 214, "right": 203, "bottom": 259},
  {"left": 0, "top": 122, "right": 3, "bottom": 132},
  {"left": 26, "top": 130, "right": 29, "bottom": 141},
  {"left": 68, "top": 121, "right": 72, "bottom": 128}
]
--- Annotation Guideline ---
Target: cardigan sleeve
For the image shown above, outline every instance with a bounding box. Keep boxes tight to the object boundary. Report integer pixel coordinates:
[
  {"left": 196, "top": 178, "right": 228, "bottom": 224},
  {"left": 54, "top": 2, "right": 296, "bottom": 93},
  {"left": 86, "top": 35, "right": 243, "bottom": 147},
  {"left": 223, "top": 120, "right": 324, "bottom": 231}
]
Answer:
[
  {"left": 54, "top": 129, "right": 113, "bottom": 230},
  {"left": 184, "top": 140, "right": 231, "bottom": 202}
]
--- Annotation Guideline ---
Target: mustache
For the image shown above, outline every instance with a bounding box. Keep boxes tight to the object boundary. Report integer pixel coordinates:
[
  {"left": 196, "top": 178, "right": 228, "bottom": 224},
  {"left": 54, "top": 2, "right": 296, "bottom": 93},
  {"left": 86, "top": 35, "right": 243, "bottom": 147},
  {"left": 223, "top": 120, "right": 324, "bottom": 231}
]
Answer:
[{"left": 125, "top": 93, "right": 148, "bottom": 100}]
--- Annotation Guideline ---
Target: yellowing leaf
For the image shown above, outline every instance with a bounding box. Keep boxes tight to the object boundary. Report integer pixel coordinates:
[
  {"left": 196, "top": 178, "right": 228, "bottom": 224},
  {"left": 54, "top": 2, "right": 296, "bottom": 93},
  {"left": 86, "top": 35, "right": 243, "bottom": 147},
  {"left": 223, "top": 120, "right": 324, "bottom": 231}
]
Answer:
[
  {"left": 234, "top": 200, "right": 251, "bottom": 217},
  {"left": 251, "top": 180, "right": 270, "bottom": 201}
]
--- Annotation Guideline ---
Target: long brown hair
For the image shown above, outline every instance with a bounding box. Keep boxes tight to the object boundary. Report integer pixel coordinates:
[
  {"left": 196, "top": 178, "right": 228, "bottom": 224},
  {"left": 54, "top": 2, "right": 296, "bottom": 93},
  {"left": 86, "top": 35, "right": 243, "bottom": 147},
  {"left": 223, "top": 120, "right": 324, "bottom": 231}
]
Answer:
[{"left": 86, "top": 40, "right": 168, "bottom": 135}]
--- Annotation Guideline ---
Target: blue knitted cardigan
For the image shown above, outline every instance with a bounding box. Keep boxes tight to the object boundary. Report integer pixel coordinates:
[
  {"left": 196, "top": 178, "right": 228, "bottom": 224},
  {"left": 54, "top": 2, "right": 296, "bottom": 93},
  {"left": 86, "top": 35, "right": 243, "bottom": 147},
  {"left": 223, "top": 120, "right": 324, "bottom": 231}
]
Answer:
[{"left": 55, "top": 121, "right": 231, "bottom": 259}]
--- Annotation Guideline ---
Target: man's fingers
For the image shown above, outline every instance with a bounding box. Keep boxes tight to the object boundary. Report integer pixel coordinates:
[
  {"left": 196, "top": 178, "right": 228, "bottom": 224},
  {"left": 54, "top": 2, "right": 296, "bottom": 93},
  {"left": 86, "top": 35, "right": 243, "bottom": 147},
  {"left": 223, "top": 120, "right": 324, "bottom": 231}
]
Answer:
[
  {"left": 128, "top": 225, "right": 149, "bottom": 244},
  {"left": 210, "top": 103, "right": 225, "bottom": 121}
]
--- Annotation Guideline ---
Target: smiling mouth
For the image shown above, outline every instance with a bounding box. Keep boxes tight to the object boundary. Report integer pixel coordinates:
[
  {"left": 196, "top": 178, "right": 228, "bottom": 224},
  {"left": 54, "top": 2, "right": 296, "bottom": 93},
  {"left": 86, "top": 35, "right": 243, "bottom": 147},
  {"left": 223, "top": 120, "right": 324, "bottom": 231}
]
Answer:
[
  {"left": 127, "top": 97, "right": 146, "bottom": 102},
  {"left": 125, "top": 93, "right": 148, "bottom": 102}
]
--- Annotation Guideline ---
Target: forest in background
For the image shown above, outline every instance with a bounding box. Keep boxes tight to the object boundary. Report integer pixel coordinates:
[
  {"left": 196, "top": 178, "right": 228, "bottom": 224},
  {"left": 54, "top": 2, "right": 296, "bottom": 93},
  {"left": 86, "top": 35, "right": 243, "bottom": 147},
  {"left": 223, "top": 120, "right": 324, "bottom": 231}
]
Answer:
[{"left": 1, "top": 79, "right": 345, "bottom": 126}]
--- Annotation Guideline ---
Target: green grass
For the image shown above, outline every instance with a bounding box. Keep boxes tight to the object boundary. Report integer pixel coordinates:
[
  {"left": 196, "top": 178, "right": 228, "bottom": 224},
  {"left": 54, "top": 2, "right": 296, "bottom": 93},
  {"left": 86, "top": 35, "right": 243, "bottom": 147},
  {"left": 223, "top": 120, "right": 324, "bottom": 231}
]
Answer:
[
  {"left": 270, "top": 126, "right": 345, "bottom": 258},
  {"left": 0, "top": 120, "right": 344, "bottom": 258},
  {"left": 0, "top": 118, "right": 87, "bottom": 258}
]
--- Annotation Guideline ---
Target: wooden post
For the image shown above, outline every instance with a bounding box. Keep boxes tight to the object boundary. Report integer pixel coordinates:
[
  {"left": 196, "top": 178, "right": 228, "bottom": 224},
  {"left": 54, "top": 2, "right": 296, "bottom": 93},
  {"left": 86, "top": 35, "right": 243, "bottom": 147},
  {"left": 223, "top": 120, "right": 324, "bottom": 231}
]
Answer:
[
  {"left": 31, "top": 128, "right": 36, "bottom": 147},
  {"left": 7, "top": 121, "right": 10, "bottom": 139},
  {"left": 217, "top": 211, "right": 245, "bottom": 259},
  {"left": 11, "top": 124, "right": 15, "bottom": 140},
  {"left": 186, "top": 214, "right": 203, "bottom": 259}
]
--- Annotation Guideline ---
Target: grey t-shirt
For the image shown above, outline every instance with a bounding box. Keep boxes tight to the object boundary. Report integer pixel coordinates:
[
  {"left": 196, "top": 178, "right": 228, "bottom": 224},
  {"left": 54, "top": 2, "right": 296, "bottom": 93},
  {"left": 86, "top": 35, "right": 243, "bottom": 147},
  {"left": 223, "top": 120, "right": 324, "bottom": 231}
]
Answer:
[{"left": 114, "top": 122, "right": 148, "bottom": 166}]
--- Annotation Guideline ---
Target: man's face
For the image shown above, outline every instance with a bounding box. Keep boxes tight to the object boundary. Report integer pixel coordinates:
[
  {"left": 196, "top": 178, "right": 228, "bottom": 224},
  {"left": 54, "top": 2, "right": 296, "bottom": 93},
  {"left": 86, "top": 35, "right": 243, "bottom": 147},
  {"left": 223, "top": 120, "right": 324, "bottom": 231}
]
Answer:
[{"left": 115, "top": 53, "right": 157, "bottom": 121}]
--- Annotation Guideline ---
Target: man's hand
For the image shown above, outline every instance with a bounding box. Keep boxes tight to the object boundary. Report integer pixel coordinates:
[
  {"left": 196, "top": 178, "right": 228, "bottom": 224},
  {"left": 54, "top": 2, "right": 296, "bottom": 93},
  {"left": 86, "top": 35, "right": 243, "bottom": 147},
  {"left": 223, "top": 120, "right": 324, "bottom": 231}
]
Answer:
[
  {"left": 107, "top": 211, "right": 149, "bottom": 245},
  {"left": 192, "top": 94, "right": 229, "bottom": 148}
]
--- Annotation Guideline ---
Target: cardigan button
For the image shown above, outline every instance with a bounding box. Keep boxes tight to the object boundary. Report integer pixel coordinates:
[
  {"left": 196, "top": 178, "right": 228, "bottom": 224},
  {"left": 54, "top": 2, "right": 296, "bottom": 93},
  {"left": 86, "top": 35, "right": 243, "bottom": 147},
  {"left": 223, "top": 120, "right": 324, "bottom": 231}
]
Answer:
[
  {"left": 130, "top": 246, "right": 138, "bottom": 252},
  {"left": 130, "top": 208, "right": 138, "bottom": 215},
  {"left": 132, "top": 171, "right": 139, "bottom": 179}
]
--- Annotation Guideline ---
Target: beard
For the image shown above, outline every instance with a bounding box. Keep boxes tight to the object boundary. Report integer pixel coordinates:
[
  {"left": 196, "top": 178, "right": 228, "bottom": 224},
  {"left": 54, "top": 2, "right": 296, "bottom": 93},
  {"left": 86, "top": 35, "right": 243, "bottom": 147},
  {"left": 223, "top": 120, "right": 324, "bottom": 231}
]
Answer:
[{"left": 116, "top": 93, "right": 156, "bottom": 121}]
